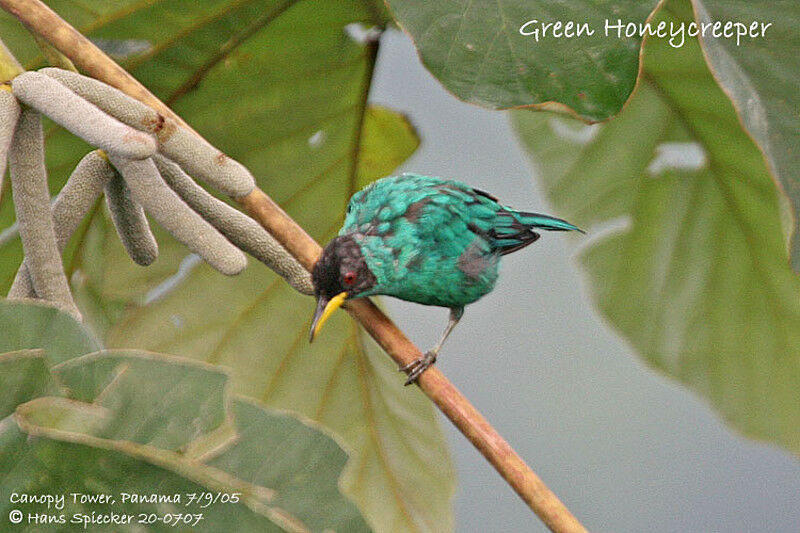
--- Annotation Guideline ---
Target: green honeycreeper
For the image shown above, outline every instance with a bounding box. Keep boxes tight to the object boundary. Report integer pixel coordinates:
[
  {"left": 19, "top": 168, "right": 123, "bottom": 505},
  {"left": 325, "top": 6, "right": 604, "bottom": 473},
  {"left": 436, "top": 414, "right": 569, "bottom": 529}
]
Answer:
[{"left": 310, "top": 173, "right": 582, "bottom": 385}]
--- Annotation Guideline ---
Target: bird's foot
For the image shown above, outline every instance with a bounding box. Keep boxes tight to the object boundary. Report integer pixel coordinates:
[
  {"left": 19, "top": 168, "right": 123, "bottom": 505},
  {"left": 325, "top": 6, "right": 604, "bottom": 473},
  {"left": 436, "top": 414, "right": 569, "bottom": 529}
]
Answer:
[{"left": 400, "top": 351, "right": 437, "bottom": 386}]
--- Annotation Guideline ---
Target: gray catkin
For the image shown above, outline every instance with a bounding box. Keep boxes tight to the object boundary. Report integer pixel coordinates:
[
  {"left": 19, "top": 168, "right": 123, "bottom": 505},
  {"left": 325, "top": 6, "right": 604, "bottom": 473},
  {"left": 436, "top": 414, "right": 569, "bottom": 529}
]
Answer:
[
  {"left": 39, "top": 67, "right": 162, "bottom": 133},
  {"left": 7, "top": 109, "right": 80, "bottom": 319},
  {"left": 11, "top": 72, "right": 157, "bottom": 160},
  {"left": 51, "top": 151, "right": 116, "bottom": 249},
  {"left": 10, "top": 150, "right": 115, "bottom": 300},
  {"left": 105, "top": 169, "right": 159, "bottom": 266},
  {"left": 154, "top": 156, "right": 313, "bottom": 294},
  {"left": 157, "top": 127, "right": 256, "bottom": 198},
  {"left": 0, "top": 87, "right": 21, "bottom": 193},
  {"left": 109, "top": 155, "right": 247, "bottom": 276},
  {"left": 39, "top": 68, "right": 256, "bottom": 198}
]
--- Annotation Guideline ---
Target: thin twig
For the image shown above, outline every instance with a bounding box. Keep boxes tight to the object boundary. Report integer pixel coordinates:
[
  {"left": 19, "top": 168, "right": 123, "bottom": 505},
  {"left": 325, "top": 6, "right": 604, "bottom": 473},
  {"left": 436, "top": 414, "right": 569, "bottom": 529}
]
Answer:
[{"left": 0, "top": 1, "right": 588, "bottom": 531}]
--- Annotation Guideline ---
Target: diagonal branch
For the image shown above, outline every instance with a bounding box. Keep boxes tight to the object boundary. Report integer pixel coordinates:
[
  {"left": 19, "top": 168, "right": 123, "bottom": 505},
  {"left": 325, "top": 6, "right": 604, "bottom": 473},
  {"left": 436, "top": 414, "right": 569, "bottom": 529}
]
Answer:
[{"left": 0, "top": 1, "right": 588, "bottom": 531}]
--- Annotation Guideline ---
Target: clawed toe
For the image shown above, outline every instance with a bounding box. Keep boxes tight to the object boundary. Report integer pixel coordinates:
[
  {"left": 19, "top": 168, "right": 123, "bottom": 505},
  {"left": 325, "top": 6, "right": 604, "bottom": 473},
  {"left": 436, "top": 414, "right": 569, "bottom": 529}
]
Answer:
[
  {"left": 403, "top": 366, "right": 426, "bottom": 386},
  {"left": 400, "top": 351, "right": 437, "bottom": 386},
  {"left": 399, "top": 359, "right": 421, "bottom": 372}
]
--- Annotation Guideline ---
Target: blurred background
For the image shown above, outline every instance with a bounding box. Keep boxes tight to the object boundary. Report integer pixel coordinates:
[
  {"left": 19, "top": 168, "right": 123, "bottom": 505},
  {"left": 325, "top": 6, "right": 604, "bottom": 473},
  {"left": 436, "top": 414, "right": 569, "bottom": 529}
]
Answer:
[{"left": 372, "top": 29, "right": 800, "bottom": 533}]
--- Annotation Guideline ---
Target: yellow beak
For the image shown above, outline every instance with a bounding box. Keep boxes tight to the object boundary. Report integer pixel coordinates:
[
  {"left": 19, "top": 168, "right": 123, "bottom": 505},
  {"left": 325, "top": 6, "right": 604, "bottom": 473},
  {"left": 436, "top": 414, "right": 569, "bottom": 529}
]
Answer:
[{"left": 309, "top": 291, "right": 348, "bottom": 342}]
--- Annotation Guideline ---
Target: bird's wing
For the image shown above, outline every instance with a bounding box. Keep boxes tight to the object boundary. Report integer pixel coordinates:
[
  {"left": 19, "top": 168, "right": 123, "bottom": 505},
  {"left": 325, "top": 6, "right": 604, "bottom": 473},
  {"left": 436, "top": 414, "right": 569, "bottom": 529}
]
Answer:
[
  {"left": 411, "top": 182, "right": 499, "bottom": 260},
  {"left": 344, "top": 174, "right": 540, "bottom": 262},
  {"left": 439, "top": 182, "right": 541, "bottom": 256}
]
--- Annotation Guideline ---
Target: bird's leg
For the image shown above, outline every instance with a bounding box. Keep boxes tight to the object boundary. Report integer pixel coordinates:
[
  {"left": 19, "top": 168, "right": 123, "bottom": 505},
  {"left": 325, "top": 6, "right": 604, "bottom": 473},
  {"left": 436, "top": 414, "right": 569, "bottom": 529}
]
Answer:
[{"left": 401, "top": 307, "right": 464, "bottom": 386}]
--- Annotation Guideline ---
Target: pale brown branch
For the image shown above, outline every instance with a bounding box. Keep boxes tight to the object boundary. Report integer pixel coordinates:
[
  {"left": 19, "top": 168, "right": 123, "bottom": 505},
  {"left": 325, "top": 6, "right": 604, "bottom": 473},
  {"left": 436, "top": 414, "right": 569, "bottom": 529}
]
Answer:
[{"left": 0, "top": 1, "right": 588, "bottom": 531}]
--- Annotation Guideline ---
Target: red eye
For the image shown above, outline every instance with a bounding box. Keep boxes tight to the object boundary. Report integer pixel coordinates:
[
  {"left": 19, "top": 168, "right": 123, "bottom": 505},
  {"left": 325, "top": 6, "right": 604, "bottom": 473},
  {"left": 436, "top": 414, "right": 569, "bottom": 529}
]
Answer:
[{"left": 343, "top": 271, "right": 357, "bottom": 285}]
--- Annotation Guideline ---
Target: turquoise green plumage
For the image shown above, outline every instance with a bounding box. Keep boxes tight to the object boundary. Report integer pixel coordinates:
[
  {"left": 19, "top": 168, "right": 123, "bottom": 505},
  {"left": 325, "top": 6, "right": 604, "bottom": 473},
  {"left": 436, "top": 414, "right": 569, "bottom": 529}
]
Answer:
[
  {"left": 310, "top": 173, "right": 581, "bottom": 384},
  {"left": 338, "top": 173, "right": 578, "bottom": 307}
]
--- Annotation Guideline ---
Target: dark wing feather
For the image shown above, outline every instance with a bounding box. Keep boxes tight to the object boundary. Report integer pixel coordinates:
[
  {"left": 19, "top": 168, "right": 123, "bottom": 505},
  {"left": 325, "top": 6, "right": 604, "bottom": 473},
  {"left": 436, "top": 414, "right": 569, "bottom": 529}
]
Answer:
[
  {"left": 470, "top": 187, "right": 499, "bottom": 202},
  {"left": 489, "top": 210, "right": 541, "bottom": 255}
]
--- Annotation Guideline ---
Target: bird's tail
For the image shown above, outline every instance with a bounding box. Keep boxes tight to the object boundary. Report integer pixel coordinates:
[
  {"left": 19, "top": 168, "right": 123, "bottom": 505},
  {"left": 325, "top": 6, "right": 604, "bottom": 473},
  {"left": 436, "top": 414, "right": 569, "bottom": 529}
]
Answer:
[
  {"left": 490, "top": 210, "right": 583, "bottom": 255},
  {"left": 514, "top": 211, "right": 584, "bottom": 234}
]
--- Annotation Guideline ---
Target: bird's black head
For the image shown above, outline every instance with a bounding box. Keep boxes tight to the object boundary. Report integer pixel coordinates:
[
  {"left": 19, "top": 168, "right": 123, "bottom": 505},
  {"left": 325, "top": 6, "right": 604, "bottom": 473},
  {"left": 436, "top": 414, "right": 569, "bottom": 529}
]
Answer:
[{"left": 309, "top": 235, "right": 376, "bottom": 341}]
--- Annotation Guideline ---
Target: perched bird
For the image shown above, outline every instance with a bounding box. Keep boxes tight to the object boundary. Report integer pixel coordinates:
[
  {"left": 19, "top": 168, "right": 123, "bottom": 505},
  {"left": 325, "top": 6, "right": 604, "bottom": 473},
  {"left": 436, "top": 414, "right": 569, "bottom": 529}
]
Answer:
[{"left": 310, "top": 174, "right": 582, "bottom": 385}]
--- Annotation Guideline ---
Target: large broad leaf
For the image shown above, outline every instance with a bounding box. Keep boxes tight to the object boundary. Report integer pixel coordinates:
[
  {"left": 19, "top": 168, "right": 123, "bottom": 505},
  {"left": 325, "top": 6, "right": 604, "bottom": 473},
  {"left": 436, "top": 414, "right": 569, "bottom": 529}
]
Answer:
[
  {"left": 688, "top": 0, "right": 800, "bottom": 269},
  {"left": 1, "top": 348, "right": 369, "bottom": 532},
  {"left": 385, "top": 0, "right": 659, "bottom": 120},
  {"left": 0, "top": 298, "right": 100, "bottom": 363},
  {"left": 0, "top": 2, "right": 454, "bottom": 530},
  {"left": 0, "top": 349, "right": 62, "bottom": 419},
  {"left": 53, "top": 350, "right": 231, "bottom": 451},
  {"left": 0, "top": 418, "right": 289, "bottom": 533},
  {"left": 0, "top": 296, "right": 369, "bottom": 533},
  {"left": 209, "top": 399, "right": 371, "bottom": 532},
  {"left": 512, "top": 0, "right": 800, "bottom": 454},
  {"left": 111, "top": 286, "right": 455, "bottom": 532}
]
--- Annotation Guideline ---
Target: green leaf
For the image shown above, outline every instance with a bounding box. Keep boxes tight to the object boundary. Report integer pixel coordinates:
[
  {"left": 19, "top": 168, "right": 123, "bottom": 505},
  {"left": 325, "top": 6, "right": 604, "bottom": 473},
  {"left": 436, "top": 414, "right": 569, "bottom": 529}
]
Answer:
[
  {"left": 688, "top": 0, "right": 800, "bottom": 269},
  {"left": 512, "top": 0, "right": 800, "bottom": 454},
  {"left": 53, "top": 350, "right": 231, "bottom": 451},
  {"left": 0, "top": 349, "right": 62, "bottom": 419},
  {"left": 385, "top": 0, "right": 658, "bottom": 120},
  {"left": 209, "top": 399, "right": 370, "bottom": 533},
  {"left": 358, "top": 105, "right": 420, "bottom": 186},
  {"left": 0, "top": 418, "right": 271, "bottom": 531},
  {"left": 0, "top": 298, "right": 100, "bottom": 364},
  {"left": 1, "top": 349, "right": 370, "bottom": 532}
]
